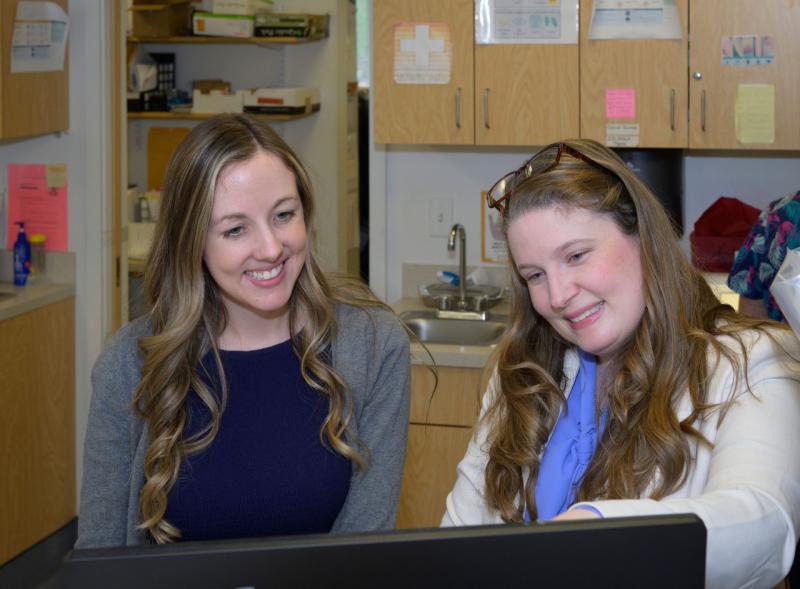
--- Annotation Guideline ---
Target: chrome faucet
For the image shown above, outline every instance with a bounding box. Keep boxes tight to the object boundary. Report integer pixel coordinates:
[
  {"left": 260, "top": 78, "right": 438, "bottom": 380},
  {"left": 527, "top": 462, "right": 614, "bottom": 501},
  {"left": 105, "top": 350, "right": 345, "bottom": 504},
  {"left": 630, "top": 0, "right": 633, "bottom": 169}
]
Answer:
[{"left": 447, "top": 223, "right": 467, "bottom": 310}]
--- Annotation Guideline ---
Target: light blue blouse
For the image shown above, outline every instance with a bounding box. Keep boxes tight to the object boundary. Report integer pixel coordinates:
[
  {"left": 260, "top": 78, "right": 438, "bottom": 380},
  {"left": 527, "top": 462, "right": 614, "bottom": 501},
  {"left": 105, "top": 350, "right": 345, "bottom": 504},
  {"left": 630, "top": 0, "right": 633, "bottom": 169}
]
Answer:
[{"left": 526, "top": 349, "right": 607, "bottom": 521}]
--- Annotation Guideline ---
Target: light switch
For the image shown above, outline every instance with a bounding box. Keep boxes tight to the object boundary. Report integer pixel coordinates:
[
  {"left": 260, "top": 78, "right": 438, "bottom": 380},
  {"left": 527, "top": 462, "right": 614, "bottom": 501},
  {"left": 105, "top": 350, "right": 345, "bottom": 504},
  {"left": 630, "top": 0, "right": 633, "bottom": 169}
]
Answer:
[{"left": 428, "top": 198, "right": 452, "bottom": 237}]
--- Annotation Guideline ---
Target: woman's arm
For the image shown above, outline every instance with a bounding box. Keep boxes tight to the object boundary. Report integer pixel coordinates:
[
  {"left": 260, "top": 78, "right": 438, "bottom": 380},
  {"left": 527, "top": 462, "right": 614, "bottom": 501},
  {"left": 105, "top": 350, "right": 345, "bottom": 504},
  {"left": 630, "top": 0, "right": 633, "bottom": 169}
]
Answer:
[
  {"left": 573, "top": 333, "right": 800, "bottom": 589},
  {"left": 75, "top": 325, "right": 144, "bottom": 549},
  {"left": 331, "top": 313, "right": 411, "bottom": 532}
]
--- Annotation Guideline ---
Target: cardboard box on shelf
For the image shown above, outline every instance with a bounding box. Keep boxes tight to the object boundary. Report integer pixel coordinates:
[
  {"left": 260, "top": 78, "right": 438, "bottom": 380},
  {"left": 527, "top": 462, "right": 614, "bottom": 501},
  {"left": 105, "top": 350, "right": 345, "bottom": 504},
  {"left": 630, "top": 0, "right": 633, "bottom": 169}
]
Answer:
[
  {"left": 194, "top": 79, "right": 231, "bottom": 93},
  {"left": 192, "top": 89, "right": 244, "bottom": 114},
  {"left": 212, "top": 0, "right": 273, "bottom": 16},
  {"left": 253, "top": 13, "right": 329, "bottom": 38},
  {"left": 192, "top": 12, "right": 254, "bottom": 37},
  {"left": 241, "top": 87, "right": 320, "bottom": 115},
  {"left": 130, "top": 0, "right": 193, "bottom": 37}
]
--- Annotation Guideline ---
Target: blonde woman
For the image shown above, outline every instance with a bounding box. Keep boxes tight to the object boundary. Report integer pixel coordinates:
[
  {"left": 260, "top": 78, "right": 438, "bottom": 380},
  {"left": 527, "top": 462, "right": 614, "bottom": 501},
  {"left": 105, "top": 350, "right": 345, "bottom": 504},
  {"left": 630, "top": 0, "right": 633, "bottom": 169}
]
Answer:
[
  {"left": 77, "top": 114, "right": 410, "bottom": 547},
  {"left": 442, "top": 139, "right": 800, "bottom": 588}
]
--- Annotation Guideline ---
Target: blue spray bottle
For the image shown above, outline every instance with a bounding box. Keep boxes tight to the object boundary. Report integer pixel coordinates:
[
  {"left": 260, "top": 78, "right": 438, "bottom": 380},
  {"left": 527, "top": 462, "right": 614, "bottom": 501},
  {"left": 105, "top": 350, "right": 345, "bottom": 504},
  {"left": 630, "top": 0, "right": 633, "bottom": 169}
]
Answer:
[{"left": 13, "top": 221, "right": 31, "bottom": 286}]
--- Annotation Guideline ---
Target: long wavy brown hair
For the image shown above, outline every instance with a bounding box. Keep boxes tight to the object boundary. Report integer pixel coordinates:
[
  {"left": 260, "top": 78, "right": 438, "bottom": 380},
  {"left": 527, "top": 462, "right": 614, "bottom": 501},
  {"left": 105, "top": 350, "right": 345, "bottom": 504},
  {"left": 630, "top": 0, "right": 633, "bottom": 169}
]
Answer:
[
  {"left": 484, "top": 138, "right": 783, "bottom": 522},
  {"left": 136, "top": 114, "right": 388, "bottom": 543}
]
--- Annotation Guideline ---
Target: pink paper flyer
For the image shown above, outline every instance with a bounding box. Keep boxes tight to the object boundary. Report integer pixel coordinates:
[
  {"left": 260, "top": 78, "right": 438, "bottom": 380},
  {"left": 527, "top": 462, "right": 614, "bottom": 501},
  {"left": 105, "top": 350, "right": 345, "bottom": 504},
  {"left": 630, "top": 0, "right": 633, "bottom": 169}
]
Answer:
[{"left": 6, "top": 163, "right": 68, "bottom": 251}]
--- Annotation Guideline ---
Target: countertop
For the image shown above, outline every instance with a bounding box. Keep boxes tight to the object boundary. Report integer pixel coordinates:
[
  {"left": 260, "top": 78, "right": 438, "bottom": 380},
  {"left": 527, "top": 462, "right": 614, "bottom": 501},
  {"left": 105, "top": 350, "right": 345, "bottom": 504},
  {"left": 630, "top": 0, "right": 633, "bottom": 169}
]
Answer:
[
  {"left": 0, "top": 281, "right": 76, "bottom": 322},
  {"left": 392, "top": 297, "right": 507, "bottom": 369}
]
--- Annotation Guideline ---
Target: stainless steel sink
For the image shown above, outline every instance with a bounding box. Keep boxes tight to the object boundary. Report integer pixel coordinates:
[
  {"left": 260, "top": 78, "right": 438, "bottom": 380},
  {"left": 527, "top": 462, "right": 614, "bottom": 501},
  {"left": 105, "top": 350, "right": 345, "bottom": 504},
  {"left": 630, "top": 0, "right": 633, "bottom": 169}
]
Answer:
[
  {"left": 418, "top": 283, "right": 505, "bottom": 311},
  {"left": 399, "top": 309, "right": 508, "bottom": 346}
]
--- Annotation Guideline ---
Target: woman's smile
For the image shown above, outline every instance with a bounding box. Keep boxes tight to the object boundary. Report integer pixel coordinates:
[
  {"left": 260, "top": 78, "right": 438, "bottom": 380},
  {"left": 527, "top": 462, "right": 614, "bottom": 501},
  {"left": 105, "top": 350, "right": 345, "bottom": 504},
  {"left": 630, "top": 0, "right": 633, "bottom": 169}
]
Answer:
[
  {"left": 566, "top": 301, "right": 605, "bottom": 328},
  {"left": 245, "top": 262, "right": 285, "bottom": 282}
]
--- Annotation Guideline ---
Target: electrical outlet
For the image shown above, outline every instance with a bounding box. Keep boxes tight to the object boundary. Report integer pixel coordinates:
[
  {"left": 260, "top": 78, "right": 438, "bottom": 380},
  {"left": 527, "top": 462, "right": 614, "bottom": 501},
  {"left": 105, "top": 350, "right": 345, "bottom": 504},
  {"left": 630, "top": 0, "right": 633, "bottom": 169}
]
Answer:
[{"left": 428, "top": 198, "right": 452, "bottom": 237}]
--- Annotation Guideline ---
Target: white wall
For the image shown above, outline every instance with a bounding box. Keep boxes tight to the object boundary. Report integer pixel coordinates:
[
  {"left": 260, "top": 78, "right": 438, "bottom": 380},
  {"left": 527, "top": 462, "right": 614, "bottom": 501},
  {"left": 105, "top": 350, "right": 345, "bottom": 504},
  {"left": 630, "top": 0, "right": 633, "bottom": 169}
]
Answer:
[
  {"left": 0, "top": 1, "right": 112, "bottom": 503},
  {"left": 371, "top": 145, "right": 800, "bottom": 304},
  {"left": 377, "top": 146, "right": 528, "bottom": 302}
]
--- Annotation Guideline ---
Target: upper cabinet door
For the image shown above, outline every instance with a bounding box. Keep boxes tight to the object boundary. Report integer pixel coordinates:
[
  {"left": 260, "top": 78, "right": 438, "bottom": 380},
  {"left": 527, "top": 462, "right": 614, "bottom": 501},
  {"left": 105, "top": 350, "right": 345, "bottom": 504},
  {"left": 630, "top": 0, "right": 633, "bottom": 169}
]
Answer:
[
  {"left": 0, "top": 0, "right": 69, "bottom": 139},
  {"left": 580, "top": 0, "right": 688, "bottom": 148},
  {"left": 475, "top": 44, "right": 579, "bottom": 146},
  {"left": 690, "top": 0, "right": 800, "bottom": 149},
  {"left": 373, "top": 0, "right": 474, "bottom": 145}
]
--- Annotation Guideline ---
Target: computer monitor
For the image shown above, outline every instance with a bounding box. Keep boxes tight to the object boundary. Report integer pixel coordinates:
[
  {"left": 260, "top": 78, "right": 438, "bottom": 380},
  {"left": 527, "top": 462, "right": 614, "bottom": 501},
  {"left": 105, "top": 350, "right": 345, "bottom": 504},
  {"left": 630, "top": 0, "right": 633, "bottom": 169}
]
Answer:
[{"left": 50, "top": 514, "right": 705, "bottom": 589}]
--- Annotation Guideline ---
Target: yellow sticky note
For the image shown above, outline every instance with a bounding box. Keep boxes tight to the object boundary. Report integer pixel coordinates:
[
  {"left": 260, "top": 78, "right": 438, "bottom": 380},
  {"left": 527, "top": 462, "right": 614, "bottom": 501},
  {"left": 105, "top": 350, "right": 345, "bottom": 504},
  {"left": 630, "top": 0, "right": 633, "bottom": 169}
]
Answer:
[
  {"left": 735, "top": 84, "right": 775, "bottom": 144},
  {"left": 45, "top": 164, "right": 67, "bottom": 189}
]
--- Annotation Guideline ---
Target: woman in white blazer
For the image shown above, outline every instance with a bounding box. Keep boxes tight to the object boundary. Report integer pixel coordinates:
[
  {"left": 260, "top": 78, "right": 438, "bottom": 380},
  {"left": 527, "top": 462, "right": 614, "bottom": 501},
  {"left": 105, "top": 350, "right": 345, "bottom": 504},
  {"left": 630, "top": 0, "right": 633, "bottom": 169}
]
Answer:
[{"left": 442, "top": 139, "right": 800, "bottom": 589}]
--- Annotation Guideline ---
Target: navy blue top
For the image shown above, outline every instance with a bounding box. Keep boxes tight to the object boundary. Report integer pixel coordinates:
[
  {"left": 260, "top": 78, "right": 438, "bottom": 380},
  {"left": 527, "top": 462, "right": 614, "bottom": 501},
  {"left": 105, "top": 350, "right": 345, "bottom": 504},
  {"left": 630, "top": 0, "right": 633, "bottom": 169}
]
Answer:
[{"left": 164, "top": 338, "right": 352, "bottom": 541}]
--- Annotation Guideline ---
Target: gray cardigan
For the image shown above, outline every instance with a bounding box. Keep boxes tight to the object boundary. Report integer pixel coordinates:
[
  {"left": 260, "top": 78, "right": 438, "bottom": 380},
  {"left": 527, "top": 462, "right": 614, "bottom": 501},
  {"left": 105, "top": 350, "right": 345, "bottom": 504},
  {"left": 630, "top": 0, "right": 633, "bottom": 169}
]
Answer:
[{"left": 76, "top": 303, "right": 410, "bottom": 548}]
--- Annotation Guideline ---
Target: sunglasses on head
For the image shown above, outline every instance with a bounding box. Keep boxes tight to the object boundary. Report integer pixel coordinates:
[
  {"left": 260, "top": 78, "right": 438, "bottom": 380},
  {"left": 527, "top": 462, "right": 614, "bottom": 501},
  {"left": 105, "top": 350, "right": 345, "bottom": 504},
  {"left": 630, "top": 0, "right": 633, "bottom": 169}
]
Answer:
[{"left": 486, "top": 142, "right": 615, "bottom": 215}]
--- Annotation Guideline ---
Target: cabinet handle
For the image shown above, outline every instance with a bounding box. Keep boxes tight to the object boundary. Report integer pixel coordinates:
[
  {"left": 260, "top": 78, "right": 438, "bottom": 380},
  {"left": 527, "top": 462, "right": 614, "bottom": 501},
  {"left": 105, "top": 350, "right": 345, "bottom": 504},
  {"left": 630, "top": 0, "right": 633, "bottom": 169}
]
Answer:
[
  {"left": 483, "top": 88, "right": 490, "bottom": 129},
  {"left": 670, "top": 89, "right": 676, "bottom": 131},
  {"left": 700, "top": 90, "right": 706, "bottom": 132},
  {"left": 455, "top": 88, "right": 462, "bottom": 129}
]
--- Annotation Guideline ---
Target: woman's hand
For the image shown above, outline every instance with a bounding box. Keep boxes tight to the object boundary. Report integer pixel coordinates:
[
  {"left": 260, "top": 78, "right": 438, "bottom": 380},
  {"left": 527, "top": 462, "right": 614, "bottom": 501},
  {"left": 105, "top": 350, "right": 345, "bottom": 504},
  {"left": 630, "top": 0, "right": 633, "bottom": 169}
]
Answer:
[{"left": 552, "top": 507, "right": 602, "bottom": 521}]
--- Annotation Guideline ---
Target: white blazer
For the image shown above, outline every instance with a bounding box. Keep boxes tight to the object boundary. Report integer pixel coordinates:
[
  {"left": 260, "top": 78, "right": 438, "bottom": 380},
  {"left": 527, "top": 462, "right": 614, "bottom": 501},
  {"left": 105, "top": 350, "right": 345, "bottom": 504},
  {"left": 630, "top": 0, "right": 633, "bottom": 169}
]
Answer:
[{"left": 442, "top": 328, "right": 800, "bottom": 589}]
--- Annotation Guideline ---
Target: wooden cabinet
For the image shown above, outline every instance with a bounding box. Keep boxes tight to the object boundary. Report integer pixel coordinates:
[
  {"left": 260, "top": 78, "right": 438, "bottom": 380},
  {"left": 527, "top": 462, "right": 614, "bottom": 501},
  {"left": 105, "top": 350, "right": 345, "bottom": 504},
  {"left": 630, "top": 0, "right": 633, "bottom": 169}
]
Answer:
[
  {"left": 580, "top": 0, "right": 688, "bottom": 148},
  {"left": 373, "top": 0, "right": 474, "bottom": 145},
  {"left": 375, "top": 0, "right": 800, "bottom": 150},
  {"left": 0, "top": 0, "right": 69, "bottom": 139},
  {"left": 0, "top": 297, "right": 75, "bottom": 565},
  {"left": 475, "top": 44, "right": 579, "bottom": 146},
  {"left": 373, "top": 0, "right": 578, "bottom": 146},
  {"left": 688, "top": 0, "right": 800, "bottom": 149},
  {"left": 396, "top": 365, "right": 484, "bottom": 529},
  {"left": 582, "top": 0, "right": 800, "bottom": 149}
]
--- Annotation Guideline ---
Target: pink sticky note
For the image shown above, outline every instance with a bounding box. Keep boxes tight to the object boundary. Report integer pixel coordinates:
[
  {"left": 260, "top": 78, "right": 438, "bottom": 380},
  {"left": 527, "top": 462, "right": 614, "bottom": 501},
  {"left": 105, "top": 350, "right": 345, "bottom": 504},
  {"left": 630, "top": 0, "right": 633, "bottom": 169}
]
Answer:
[{"left": 606, "top": 88, "right": 636, "bottom": 119}]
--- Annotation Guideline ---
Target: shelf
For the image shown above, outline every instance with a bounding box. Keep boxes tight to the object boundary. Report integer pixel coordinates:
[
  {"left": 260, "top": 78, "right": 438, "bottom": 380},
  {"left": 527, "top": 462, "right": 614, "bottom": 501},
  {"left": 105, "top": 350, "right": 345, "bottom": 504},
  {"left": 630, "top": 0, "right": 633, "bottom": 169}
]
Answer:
[
  {"left": 128, "top": 111, "right": 316, "bottom": 122},
  {"left": 127, "top": 34, "right": 327, "bottom": 45}
]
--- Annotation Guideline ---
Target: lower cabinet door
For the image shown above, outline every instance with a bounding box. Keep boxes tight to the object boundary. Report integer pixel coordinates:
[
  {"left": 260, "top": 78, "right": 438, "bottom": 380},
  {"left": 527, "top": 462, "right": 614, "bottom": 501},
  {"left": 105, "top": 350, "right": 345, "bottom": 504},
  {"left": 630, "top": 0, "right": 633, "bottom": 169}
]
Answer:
[
  {"left": 0, "top": 298, "right": 75, "bottom": 565},
  {"left": 396, "top": 423, "right": 474, "bottom": 529}
]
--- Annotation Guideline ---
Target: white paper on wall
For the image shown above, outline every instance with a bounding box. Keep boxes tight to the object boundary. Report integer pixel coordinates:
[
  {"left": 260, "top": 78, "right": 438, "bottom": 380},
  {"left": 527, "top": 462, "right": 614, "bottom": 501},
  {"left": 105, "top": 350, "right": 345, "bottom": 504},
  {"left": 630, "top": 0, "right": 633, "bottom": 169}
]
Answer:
[
  {"left": 11, "top": 1, "right": 69, "bottom": 73},
  {"left": 394, "top": 22, "right": 452, "bottom": 84},
  {"left": 475, "top": 0, "right": 579, "bottom": 45},
  {"left": 606, "top": 123, "right": 640, "bottom": 147},
  {"left": 589, "top": 0, "right": 682, "bottom": 40}
]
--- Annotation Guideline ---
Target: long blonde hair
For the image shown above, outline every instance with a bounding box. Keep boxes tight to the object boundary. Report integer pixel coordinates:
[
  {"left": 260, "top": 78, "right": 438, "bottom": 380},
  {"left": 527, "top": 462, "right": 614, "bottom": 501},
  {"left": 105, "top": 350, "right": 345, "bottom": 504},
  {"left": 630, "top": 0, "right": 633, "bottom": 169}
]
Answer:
[
  {"left": 484, "top": 139, "right": 783, "bottom": 521},
  {"left": 136, "top": 114, "right": 386, "bottom": 542}
]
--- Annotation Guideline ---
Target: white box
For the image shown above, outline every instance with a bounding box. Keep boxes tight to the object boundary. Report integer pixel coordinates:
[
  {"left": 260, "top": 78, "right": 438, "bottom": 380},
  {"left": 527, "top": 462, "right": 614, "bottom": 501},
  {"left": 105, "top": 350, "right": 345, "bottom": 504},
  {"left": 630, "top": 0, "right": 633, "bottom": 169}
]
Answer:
[
  {"left": 212, "top": 0, "right": 273, "bottom": 16},
  {"left": 192, "top": 89, "right": 244, "bottom": 113},
  {"left": 192, "top": 12, "right": 254, "bottom": 37},
  {"left": 241, "top": 87, "right": 320, "bottom": 115}
]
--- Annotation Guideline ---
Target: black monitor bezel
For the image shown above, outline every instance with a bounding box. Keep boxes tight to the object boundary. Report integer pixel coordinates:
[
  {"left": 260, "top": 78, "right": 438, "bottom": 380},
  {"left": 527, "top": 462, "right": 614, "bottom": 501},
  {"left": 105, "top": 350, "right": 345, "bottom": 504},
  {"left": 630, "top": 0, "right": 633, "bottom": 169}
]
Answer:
[{"left": 53, "top": 513, "right": 706, "bottom": 589}]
